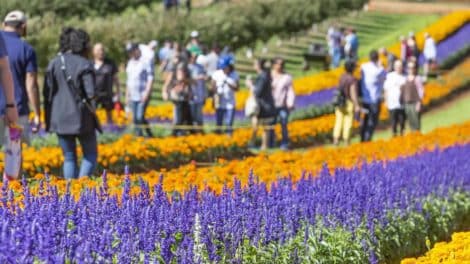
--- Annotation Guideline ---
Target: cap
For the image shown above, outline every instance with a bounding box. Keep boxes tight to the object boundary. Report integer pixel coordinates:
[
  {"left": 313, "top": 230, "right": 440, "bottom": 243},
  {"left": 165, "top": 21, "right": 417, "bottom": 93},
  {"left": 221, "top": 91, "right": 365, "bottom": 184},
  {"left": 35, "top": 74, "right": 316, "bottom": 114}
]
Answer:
[
  {"left": 190, "top": 31, "right": 199, "bottom": 38},
  {"left": 218, "top": 55, "right": 235, "bottom": 69},
  {"left": 149, "top": 40, "right": 158, "bottom": 48},
  {"left": 126, "top": 42, "right": 139, "bottom": 53},
  {"left": 4, "top": 10, "right": 26, "bottom": 23}
]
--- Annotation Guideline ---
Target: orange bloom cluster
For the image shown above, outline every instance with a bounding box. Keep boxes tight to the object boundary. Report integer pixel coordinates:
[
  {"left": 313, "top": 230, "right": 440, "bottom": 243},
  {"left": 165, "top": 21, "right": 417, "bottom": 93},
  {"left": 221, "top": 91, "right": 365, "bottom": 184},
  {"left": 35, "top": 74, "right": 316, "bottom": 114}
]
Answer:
[
  {"left": 94, "top": 11, "right": 470, "bottom": 123},
  {"left": 401, "top": 232, "right": 470, "bottom": 264},
  {"left": 9, "top": 119, "right": 470, "bottom": 200},
  {"left": 5, "top": 58, "right": 469, "bottom": 177}
]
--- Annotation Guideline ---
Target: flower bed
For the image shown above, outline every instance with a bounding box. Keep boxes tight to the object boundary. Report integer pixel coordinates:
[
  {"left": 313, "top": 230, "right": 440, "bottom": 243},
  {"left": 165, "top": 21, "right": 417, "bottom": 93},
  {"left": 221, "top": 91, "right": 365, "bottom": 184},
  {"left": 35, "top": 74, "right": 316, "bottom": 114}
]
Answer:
[
  {"left": 1, "top": 131, "right": 469, "bottom": 262},
  {"left": 401, "top": 232, "right": 470, "bottom": 263}
]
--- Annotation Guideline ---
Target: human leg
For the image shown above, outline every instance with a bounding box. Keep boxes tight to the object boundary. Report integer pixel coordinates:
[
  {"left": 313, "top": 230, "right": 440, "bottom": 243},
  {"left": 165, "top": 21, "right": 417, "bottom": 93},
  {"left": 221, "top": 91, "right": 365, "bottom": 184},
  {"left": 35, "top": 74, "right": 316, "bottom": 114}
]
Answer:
[
  {"left": 57, "top": 134, "right": 78, "bottom": 180},
  {"left": 77, "top": 132, "right": 98, "bottom": 178}
]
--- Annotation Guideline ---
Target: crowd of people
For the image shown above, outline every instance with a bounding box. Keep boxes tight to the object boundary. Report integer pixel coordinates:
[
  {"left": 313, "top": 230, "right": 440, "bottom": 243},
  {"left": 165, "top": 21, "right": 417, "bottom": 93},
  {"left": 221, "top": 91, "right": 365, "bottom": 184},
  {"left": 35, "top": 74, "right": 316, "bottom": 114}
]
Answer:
[
  {"left": 0, "top": 9, "right": 439, "bottom": 179},
  {"left": 326, "top": 24, "right": 360, "bottom": 68},
  {"left": 332, "top": 29, "right": 436, "bottom": 145}
]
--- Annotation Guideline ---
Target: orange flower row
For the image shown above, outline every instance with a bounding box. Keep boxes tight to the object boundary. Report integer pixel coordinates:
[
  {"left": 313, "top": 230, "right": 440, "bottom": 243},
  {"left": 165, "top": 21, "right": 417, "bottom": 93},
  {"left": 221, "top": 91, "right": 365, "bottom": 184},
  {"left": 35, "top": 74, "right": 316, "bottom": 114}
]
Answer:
[
  {"left": 13, "top": 117, "right": 470, "bottom": 201},
  {"left": 401, "top": 231, "right": 470, "bottom": 264}
]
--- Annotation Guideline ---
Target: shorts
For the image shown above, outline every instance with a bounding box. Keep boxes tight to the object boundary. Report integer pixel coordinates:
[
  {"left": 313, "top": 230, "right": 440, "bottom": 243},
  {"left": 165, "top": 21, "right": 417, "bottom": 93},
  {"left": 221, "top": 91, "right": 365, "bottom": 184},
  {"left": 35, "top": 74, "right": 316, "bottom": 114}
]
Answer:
[{"left": 96, "top": 96, "right": 114, "bottom": 111}]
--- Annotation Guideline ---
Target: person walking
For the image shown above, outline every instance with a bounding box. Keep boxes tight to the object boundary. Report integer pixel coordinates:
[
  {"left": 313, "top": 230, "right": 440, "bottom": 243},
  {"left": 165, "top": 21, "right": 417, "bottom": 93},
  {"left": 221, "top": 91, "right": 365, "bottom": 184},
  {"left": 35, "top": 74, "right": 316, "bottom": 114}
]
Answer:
[
  {"left": 401, "top": 61, "right": 424, "bottom": 132},
  {"left": 384, "top": 60, "right": 406, "bottom": 136},
  {"left": 210, "top": 55, "right": 239, "bottom": 135},
  {"left": 187, "top": 50, "right": 207, "bottom": 133},
  {"left": 92, "top": 43, "right": 120, "bottom": 125},
  {"left": 332, "top": 61, "right": 360, "bottom": 146},
  {"left": 344, "top": 28, "right": 359, "bottom": 62},
  {"left": 125, "top": 43, "right": 154, "bottom": 137},
  {"left": 423, "top": 32, "right": 437, "bottom": 79},
  {"left": 271, "top": 58, "right": 295, "bottom": 150},
  {"left": 246, "top": 59, "right": 276, "bottom": 150},
  {"left": 163, "top": 63, "right": 193, "bottom": 136},
  {"left": 0, "top": 11, "right": 40, "bottom": 145},
  {"left": 43, "top": 28, "right": 100, "bottom": 179},
  {"left": 0, "top": 32, "right": 19, "bottom": 131},
  {"left": 360, "top": 50, "right": 386, "bottom": 142},
  {"left": 326, "top": 25, "right": 342, "bottom": 69}
]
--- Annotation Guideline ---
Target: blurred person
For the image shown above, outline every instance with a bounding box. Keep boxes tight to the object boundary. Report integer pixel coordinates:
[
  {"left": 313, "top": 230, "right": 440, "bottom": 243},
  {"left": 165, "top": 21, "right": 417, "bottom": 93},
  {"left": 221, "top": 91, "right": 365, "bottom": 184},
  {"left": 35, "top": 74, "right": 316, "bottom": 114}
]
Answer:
[
  {"left": 423, "top": 32, "right": 437, "bottom": 79},
  {"left": 360, "top": 50, "right": 386, "bottom": 142},
  {"left": 399, "top": 35, "right": 407, "bottom": 64},
  {"left": 0, "top": 33, "right": 19, "bottom": 132},
  {"left": 158, "top": 40, "right": 172, "bottom": 63},
  {"left": 140, "top": 40, "right": 158, "bottom": 71},
  {"left": 126, "top": 43, "right": 154, "bottom": 138},
  {"left": 384, "top": 60, "right": 406, "bottom": 136},
  {"left": 406, "top": 33, "right": 419, "bottom": 63},
  {"left": 43, "top": 28, "right": 99, "bottom": 179},
  {"left": 326, "top": 24, "right": 342, "bottom": 69},
  {"left": 92, "top": 43, "right": 120, "bottom": 125},
  {"left": 205, "top": 43, "right": 220, "bottom": 77},
  {"left": 332, "top": 61, "right": 360, "bottom": 146},
  {"left": 246, "top": 59, "right": 276, "bottom": 150},
  {"left": 187, "top": 50, "right": 207, "bottom": 132},
  {"left": 378, "top": 47, "right": 397, "bottom": 72},
  {"left": 0, "top": 10, "right": 40, "bottom": 145},
  {"left": 210, "top": 55, "right": 239, "bottom": 135},
  {"left": 401, "top": 61, "right": 424, "bottom": 132},
  {"left": 164, "top": 63, "right": 193, "bottom": 136},
  {"left": 187, "top": 31, "right": 200, "bottom": 51},
  {"left": 270, "top": 58, "right": 295, "bottom": 150},
  {"left": 344, "top": 28, "right": 359, "bottom": 62}
]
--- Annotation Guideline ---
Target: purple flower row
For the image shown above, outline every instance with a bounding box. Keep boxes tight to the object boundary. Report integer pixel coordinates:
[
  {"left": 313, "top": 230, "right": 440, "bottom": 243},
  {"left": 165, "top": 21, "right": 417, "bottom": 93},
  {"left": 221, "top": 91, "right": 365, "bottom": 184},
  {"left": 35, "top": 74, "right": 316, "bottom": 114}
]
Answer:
[{"left": 1, "top": 141, "right": 469, "bottom": 262}]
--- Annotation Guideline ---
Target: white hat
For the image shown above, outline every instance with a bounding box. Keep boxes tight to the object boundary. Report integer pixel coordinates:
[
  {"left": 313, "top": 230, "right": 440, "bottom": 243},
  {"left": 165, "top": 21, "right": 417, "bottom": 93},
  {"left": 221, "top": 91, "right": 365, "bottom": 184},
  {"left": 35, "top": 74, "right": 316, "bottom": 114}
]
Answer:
[
  {"left": 4, "top": 10, "right": 26, "bottom": 23},
  {"left": 190, "top": 31, "right": 199, "bottom": 38},
  {"left": 149, "top": 40, "right": 158, "bottom": 48}
]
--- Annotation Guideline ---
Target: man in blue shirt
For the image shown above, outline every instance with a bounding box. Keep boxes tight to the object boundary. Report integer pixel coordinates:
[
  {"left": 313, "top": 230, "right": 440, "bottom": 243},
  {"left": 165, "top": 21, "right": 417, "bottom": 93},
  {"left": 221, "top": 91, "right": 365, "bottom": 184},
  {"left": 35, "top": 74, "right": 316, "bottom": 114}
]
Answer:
[
  {"left": 0, "top": 11, "right": 40, "bottom": 145},
  {"left": 360, "top": 50, "right": 386, "bottom": 142}
]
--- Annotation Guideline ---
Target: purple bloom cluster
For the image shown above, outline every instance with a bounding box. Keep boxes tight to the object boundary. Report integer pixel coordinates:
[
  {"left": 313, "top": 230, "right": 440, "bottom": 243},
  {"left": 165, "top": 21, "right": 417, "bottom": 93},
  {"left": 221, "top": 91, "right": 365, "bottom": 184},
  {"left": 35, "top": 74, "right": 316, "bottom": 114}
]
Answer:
[{"left": 1, "top": 142, "right": 469, "bottom": 262}]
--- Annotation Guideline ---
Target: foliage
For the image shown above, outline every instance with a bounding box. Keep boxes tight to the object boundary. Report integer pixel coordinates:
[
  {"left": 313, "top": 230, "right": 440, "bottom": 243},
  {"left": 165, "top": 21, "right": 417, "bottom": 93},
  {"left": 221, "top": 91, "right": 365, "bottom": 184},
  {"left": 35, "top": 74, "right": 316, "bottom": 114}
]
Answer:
[
  {"left": 0, "top": 0, "right": 154, "bottom": 19},
  {"left": 25, "top": 0, "right": 367, "bottom": 69}
]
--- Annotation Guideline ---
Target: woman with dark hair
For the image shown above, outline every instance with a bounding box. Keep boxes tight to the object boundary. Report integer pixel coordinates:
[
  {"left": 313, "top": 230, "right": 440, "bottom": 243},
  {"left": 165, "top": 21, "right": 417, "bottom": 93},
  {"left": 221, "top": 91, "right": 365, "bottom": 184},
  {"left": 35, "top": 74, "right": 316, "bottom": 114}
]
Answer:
[
  {"left": 246, "top": 58, "right": 276, "bottom": 150},
  {"left": 165, "top": 63, "right": 193, "bottom": 136},
  {"left": 43, "top": 27, "right": 99, "bottom": 179},
  {"left": 401, "top": 61, "right": 424, "bottom": 132},
  {"left": 332, "top": 60, "right": 360, "bottom": 146}
]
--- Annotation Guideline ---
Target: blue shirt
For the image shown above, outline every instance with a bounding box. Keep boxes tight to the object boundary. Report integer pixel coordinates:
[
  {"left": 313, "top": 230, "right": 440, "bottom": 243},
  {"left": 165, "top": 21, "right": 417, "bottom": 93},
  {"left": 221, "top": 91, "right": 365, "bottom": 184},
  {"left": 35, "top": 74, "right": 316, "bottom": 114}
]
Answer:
[
  {"left": 0, "top": 31, "right": 38, "bottom": 116},
  {"left": 0, "top": 35, "right": 7, "bottom": 58}
]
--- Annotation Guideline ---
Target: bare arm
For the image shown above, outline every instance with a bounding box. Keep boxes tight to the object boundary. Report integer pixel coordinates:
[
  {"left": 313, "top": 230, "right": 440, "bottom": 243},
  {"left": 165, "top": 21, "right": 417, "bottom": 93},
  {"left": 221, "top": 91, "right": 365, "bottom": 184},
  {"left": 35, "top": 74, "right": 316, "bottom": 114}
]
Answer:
[
  {"left": 0, "top": 57, "right": 18, "bottom": 125},
  {"left": 26, "top": 72, "right": 40, "bottom": 125},
  {"left": 162, "top": 71, "right": 173, "bottom": 101},
  {"left": 350, "top": 83, "right": 360, "bottom": 110}
]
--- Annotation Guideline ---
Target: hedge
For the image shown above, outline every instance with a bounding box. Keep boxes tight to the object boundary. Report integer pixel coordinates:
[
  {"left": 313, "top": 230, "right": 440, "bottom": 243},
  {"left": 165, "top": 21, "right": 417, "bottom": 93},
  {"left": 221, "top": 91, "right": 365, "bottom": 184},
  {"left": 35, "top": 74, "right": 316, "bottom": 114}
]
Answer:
[{"left": 25, "top": 0, "right": 367, "bottom": 69}]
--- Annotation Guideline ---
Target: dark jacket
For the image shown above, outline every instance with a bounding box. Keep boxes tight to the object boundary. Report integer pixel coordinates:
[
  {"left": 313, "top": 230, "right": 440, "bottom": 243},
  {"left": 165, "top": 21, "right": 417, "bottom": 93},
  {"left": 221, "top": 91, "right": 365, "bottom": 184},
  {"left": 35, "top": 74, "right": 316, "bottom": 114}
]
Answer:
[
  {"left": 43, "top": 53, "right": 97, "bottom": 135},
  {"left": 253, "top": 71, "right": 276, "bottom": 118}
]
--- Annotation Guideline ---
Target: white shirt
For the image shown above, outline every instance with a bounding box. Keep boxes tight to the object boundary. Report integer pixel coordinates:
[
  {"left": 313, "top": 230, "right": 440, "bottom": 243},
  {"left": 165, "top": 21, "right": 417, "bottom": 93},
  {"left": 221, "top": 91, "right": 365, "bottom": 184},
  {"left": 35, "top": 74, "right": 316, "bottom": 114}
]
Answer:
[
  {"left": 205, "top": 52, "right": 219, "bottom": 77},
  {"left": 211, "top": 69, "right": 239, "bottom": 109},
  {"left": 384, "top": 71, "right": 406, "bottom": 110},
  {"left": 360, "top": 62, "right": 386, "bottom": 104},
  {"left": 423, "top": 37, "right": 437, "bottom": 60},
  {"left": 139, "top": 44, "right": 155, "bottom": 65},
  {"left": 126, "top": 57, "right": 154, "bottom": 101}
]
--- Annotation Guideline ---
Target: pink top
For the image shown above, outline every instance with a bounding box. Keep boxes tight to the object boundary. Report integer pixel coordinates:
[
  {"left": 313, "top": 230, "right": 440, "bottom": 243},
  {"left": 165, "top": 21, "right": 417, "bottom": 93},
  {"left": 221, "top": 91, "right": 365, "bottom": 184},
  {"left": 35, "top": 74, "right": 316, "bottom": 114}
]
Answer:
[{"left": 272, "top": 73, "right": 295, "bottom": 108}]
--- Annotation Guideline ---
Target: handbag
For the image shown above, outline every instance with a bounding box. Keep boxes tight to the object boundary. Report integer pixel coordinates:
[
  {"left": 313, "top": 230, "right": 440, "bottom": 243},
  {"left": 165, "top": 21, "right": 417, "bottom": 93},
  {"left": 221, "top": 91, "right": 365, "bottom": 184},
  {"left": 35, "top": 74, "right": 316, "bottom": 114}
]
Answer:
[
  {"left": 245, "top": 95, "right": 259, "bottom": 117},
  {"left": 59, "top": 54, "right": 103, "bottom": 133}
]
